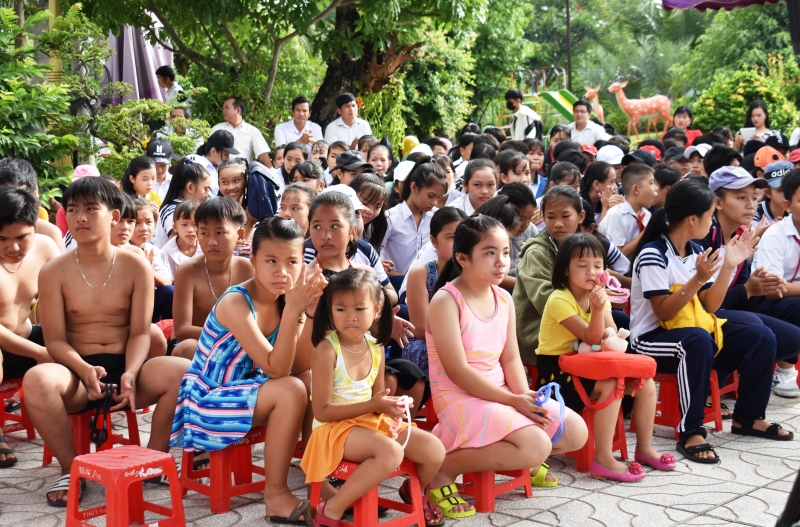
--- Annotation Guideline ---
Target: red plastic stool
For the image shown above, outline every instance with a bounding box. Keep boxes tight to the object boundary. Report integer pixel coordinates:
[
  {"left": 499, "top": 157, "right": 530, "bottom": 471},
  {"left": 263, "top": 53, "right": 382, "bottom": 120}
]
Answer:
[
  {"left": 309, "top": 459, "right": 425, "bottom": 527},
  {"left": 414, "top": 402, "right": 438, "bottom": 431},
  {"left": 0, "top": 379, "right": 35, "bottom": 439},
  {"left": 458, "top": 469, "right": 532, "bottom": 513},
  {"left": 719, "top": 370, "right": 739, "bottom": 399},
  {"left": 66, "top": 445, "right": 184, "bottom": 527},
  {"left": 634, "top": 372, "right": 723, "bottom": 440},
  {"left": 565, "top": 407, "right": 628, "bottom": 472},
  {"left": 43, "top": 409, "right": 140, "bottom": 466},
  {"left": 180, "top": 426, "right": 266, "bottom": 513},
  {"left": 523, "top": 363, "right": 539, "bottom": 390}
]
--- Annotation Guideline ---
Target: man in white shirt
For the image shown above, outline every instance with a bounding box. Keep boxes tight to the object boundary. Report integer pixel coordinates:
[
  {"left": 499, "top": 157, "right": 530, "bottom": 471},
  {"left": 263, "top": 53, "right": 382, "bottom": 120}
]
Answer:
[
  {"left": 324, "top": 93, "right": 372, "bottom": 149},
  {"left": 568, "top": 99, "right": 608, "bottom": 144},
  {"left": 212, "top": 97, "right": 272, "bottom": 167},
  {"left": 274, "top": 96, "right": 323, "bottom": 156},
  {"left": 155, "top": 65, "right": 183, "bottom": 103},
  {"left": 187, "top": 130, "right": 239, "bottom": 196},
  {"left": 505, "top": 88, "right": 541, "bottom": 141}
]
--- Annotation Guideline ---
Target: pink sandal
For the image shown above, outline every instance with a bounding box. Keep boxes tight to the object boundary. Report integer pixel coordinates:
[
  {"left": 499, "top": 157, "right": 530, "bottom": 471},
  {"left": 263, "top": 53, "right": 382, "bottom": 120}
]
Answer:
[
  {"left": 634, "top": 450, "right": 677, "bottom": 471},
  {"left": 312, "top": 500, "right": 340, "bottom": 527},
  {"left": 590, "top": 460, "right": 646, "bottom": 482}
]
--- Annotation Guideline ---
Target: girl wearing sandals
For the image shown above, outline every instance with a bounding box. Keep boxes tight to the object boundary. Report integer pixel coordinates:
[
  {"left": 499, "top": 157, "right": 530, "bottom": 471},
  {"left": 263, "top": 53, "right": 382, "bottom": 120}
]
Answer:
[
  {"left": 630, "top": 180, "right": 792, "bottom": 465},
  {"left": 301, "top": 269, "right": 447, "bottom": 526},
  {"left": 170, "top": 218, "right": 327, "bottom": 525},
  {"left": 424, "top": 216, "right": 588, "bottom": 519},
  {"left": 536, "top": 233, "right": 673, "bottom": 482}
]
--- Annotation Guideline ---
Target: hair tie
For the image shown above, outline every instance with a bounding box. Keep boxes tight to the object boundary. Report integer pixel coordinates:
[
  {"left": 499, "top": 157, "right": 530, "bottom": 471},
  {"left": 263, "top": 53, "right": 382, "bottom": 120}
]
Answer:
[{"left": 185, "top": 158, "right": 194, "bottom": 164}]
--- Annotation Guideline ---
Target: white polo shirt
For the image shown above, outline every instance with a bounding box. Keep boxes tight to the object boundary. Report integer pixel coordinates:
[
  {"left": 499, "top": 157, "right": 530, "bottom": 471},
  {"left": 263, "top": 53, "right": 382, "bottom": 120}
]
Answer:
[
  {"left": 599, "top": 199, "right": 650, "bottom": 248},
  {"left": 324, "top": 117, "right": 372, "bottom": 145},
  {"left": 448, "top": 193, "right": 476, "bottom": 216},
  {"left": 154, "top": 172, "right": 172, "bottom": 201},
  {"left": 382, "top": 202, "right": 437, "bottom": 275},
  {"left": 274, "top": 119, "right": 323, "bottom": 154},
  {"left": 186, "top": 154, "right": 219, "bottom": 197},
  {"left": 211, "top": 120, "right": 270, "bottom": 162},
  {"left": 165, "top": 82, "right": 183, "bottom": 103},
  {"left": 753, "top": 214, "right": 800, "bottom": 283},
  {"left": 160, "top": 235, "right": 203, "bottom": 282},
  {"left": 568, "top": 120, "right": 608, "bottom": 144},
  {"left": 510, "top": 105, "right": 541, "bottom": 141}
]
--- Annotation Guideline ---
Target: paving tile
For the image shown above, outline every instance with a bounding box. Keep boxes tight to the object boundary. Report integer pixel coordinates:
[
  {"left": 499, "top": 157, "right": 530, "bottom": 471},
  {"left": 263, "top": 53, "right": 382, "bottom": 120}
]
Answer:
[
  {"left": 668, "top": 446, "right": 799, "bottom": 485},
  {"left": 683, "top": 516, "right": 755, "bottom": 525},
  {"left": 705, "top": 487, "right": 790, "bottom": 526}
]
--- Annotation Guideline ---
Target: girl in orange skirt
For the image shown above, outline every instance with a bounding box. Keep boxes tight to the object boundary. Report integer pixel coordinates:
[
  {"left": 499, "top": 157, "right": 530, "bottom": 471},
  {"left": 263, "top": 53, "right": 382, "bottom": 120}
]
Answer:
[{"left": 300, "top": 268, "right": 446, "bottom": 526}]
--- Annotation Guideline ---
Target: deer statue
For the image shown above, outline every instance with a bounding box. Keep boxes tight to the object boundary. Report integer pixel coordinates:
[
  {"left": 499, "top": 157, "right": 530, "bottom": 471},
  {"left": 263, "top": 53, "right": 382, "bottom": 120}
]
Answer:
[
  {"left": 607, "top": 81, "right": 672, "bottom": 140},
  {"left": 583, "top": 84, "right": 604, "bottom": 124}
]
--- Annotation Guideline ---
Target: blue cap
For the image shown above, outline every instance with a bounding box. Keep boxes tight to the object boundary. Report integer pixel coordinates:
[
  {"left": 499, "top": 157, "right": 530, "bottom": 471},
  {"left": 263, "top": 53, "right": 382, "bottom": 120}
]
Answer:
[
  {"left": 709, "top": 166, "right": 768, "bottom": 192},
  {"left": 764, "top": 161, "right": 793, "bottom": 188}
]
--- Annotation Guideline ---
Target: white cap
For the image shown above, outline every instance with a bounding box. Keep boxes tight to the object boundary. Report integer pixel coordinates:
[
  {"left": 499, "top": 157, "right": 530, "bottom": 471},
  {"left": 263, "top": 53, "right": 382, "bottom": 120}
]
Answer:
[
  {"left": 321, "top": 184, "right": 365, "bottom": 211},
  {"left": 393, "top": 160, "right": 415, "bottom": 182},
  {"left": 685, "top": 143, "right": 711, "bottom": 159},
  {"left": 409, "top": 143, "right": 432, "bottom": 157},
  {"left": 596, "top": 145, "right": 624, "bottom": 165}
]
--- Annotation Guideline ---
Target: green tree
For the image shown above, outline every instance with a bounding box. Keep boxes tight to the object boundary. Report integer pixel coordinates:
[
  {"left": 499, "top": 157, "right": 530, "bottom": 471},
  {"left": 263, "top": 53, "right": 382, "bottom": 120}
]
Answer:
[{"left": 0, "top": 8, "right": 77, "bottom": 203}]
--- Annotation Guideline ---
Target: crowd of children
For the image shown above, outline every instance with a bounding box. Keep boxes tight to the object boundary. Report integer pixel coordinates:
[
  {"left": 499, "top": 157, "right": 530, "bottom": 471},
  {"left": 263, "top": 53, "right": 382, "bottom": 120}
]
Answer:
[{"left": 2, "top": 92, "right": 800, "bottom": 525}]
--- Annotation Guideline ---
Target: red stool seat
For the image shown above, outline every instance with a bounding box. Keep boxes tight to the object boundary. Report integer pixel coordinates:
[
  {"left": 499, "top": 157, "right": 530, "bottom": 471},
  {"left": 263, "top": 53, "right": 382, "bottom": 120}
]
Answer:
[
  {"left": 309, "top": 459, "right": 425, "bottom": 527},
  {"left": 0, "top": 379, "right": 35, "bottom": 439},
  {"left": 565, "top": 407, "right": 628, "bottom": 472},
  {"left": 414, "top": 402, "right": 438, "bottom": 431},
  {"left": 43, "top": 409, "right": 140, "bottom": 467},
  {"left": 458, "top": 469, "right": 532, "bottom": 512},
  {"left": 66, "top": 445, "right": 184, "bottom": 527},
  {"left": 180, "top": 426, "right": 266, "bottom": 513}
]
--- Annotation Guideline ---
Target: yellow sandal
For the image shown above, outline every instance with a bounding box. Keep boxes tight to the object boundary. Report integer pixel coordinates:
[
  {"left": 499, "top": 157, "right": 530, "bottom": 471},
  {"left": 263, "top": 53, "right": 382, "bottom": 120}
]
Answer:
[
  {"left": 428, "top": 483, "right": 475, "bottom": 519},
  {"left": 530, "top": 462, "right": 558, "bottom": 488}
]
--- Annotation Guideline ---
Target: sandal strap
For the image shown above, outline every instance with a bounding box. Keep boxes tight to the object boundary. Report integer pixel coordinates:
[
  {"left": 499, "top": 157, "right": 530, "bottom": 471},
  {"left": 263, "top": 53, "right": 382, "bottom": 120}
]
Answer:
[
  {"left": 287, "top": 499, "right": 311, "bottom": 521},
  {"left": 48, "top": 474, "right": 72, "bottom": 493},
  {"left": 683, "top": 443, "right": 716, "bottom": 455},
  {"left": 765, "top": 423, "right": 786, "bottom": 435},
  {"left": 681, "top": 426, "right": 707, "bottom": 443}
]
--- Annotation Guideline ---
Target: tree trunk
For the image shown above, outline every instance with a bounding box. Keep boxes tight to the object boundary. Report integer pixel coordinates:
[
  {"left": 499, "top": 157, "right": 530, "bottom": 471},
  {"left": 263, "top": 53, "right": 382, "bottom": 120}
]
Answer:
[{"left": 15, "top": 0, "right": 25, "bottom": 47}]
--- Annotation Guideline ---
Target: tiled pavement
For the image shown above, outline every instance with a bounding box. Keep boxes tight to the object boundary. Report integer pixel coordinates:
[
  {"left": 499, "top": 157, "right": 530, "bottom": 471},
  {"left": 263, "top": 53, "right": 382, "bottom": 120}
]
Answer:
[{"left": 2, "top": 394, "right": 800, "bottom": 526}]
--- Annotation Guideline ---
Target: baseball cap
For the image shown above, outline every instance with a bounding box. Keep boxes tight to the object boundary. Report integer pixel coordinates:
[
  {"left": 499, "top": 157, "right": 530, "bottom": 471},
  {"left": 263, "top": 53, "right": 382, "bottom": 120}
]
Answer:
[
  {"left": 638, "top": 145, "right": 662, "bottom": 162},
  {"left": 72, "top": 165, "right": 100, "bottom": 181},
  {"left": 409, "top": 143, "right": 433, "bottom": 157},
  {"left": 321, "top": 184, "right": 365, "bottom": 211},
  {"left": 580, "top": 144, "right": 598, "bottom": 156},
  {"left": 789, "top": 149, "right": 800, "bottom": 164},
  {"left": 684, "top": 143, "right": 711, "bottom": 159},
  {"left": 333, "top": 151, "right": 372, "bottom": 172},
  {"left": 743, "top": 139, "right": 765, "bottom": 157},
  {"left": 754, "top": 146, "right": 785, "bottom": 170},
  {"left": 709, "top": 166, "right": 768, "bottom": 193},
  {"left": 766, "top": 133, "right": 790, "bottom": 151},
  {"left": 392, "top": 160, "right": 415, "bottom": 182},
  {"left": 146, "top": 138, "right": 179, "bottom": 164},
  {"left": 596, "top": 145, "right": 624, "bottom": 165},
  {"left": 622, "top": 149, "right": 657, "bottom": 167},
  {"left": 764, "top": 161, "right": 793, "bottom": 188},
  {"left": 204, "top": 130, "right": 240, "bottom": 155},
  {"left": 664, "top": 146, "right": 686, "bottom": 161}
]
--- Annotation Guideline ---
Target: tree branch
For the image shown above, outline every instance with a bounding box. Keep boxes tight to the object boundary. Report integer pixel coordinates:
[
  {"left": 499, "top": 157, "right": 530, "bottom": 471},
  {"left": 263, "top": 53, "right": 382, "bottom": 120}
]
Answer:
[
  {"left": 199, "top": 23, "right": 224, "bottom": 60},
  {"left": 277, "top": 0, "right": 343, "bottom": 44},
  {"left": 146, "top": 0, "right": 227, "bottom": 72},
  {"left": 221, "top": 15, "right": 248, "bottom": 64}
]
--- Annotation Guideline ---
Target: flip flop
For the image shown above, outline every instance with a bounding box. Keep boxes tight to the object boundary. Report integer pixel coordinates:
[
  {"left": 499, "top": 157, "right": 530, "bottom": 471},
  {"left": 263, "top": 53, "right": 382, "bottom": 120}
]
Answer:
[
  {"left": 46, "top": 473, "right": 85, "bottom": 508},
  {"left": 0, "top": 435, "right": 17, "bottom": 467},
  {"left": 530, "top": 462, "right": 558, "bottom": 487},
  {"left": 267, "top": 498, "right": 314, "bottom": 526},
  {"left": 4, "top": 400, "right": 19, "bottom": 413}
]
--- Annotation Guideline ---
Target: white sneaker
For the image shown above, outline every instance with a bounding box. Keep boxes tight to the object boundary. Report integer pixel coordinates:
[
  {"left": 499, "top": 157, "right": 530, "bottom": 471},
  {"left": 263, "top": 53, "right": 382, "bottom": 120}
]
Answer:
[{"left": 773, "top": 369, "right": 800, "bottom": 398}]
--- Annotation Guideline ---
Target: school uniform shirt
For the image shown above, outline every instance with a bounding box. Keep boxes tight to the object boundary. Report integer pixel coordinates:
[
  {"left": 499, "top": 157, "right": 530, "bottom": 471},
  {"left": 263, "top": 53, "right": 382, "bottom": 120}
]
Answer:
[
  {"left": 598, "top": 200, "right": 650, "bottom": 248},
  {"left": 536, "top": 288, "right": 611, "bottom": 356},
  {"left": 154, "top": 172, "right": 172, "bottom": 201},
  {"left": 211, "top": 120, "right": 271, "bottom": 162},
  {"left": 398, "top": 242, "right": 438, "bottom": 299},
  {"left": 323, "top": 117, "right": 372, "bottom": 145},
  {"left": 273, "top": 119, "right": 323, "bottom": 154},
  {"left": 161, "top": 236, "right": 203, "bottom": 282},
  {"left": 510, "top": 105, "right": 541, "bottom": 141},
  {"left": 63, "top": 230, "right": 75, "bottom": 253},
  {"left": 382, "top": 202, "right": 437, "bottom": 275},
  {"left": 630, "top": 234, "right": 717, "bottom": 341},
  {"left": 303, "top": 238, "right": 390, "bottom": 287},
  {"left": 448, "top": 193, "right": 476, "bottom": 216},
  {"left": 323, "top": 167, "right": 333, "bottom": 186},
  {"left": 531, "top": 172, "right": 548, "bottom": 199},
  {"left": 146, "top": 244, "right": 172, "bottom": 280},
  {"left": 568, "top": 121, "right": 608, "bottom": 144},
  {"left": 186, "top": 154, "right": 219, "bottom": 196},
  {"left": 602, "top": 237, "right": 630, "bottom": 275},
  {"left": 752, "top": 214, "right": 800, "bottom": 284},
  {"left": 165, "top": 82, "right": 183, "bottom": 103},
  {"left": 752, "top": 199, "right": 785, "bottom": 230},
  {"left": 700, "top": 215, "right": 751, "bottom": 310},
  {"left": 153, "top": 199, "right": 182, "bottom": 249},
  {"left": 445, "top": 183, "right": 463, "bottom": 205}
]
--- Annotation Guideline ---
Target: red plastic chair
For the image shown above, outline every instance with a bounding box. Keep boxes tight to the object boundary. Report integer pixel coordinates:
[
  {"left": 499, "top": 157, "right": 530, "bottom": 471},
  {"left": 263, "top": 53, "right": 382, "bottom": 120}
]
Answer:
[
  {"left": 0, "top": 379, "right": 35, "bottom": 439},
  {"left": 180, "top": 426, "right": 267, "bottom": 513},
  {"left": 309, "top": 459, "right": 426, "bottom": 527},
  {"left": 43, "top": 410, "right": 140, "bottom": 467},
  {"left": 458, "top": 469, "right": 533, "bottom": 513},
  {"left": 66, "top": 445, "right": 184, "bottom": 527}
]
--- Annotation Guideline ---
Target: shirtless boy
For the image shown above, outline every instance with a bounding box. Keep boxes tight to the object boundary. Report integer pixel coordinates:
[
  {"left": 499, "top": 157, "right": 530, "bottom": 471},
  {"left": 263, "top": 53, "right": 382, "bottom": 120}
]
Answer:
[
  {"left": 172, "top": 197, "right": 254, "bottom": 359},
  {"left": 0, "top": 158, "right": 64, "bottom": 251},
  {"left": 23, "top": 178, "right": 190, "bottom": 507},
  {"left": 0, "top": 188, "right": 60, "bottom": 466}
]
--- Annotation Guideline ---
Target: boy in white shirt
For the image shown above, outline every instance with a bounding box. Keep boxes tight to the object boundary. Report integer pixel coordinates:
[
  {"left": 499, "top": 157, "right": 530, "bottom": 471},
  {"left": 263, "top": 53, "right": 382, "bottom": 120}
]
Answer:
[{"left": 599, "top": 164, "right": 657, "bottom": 257}]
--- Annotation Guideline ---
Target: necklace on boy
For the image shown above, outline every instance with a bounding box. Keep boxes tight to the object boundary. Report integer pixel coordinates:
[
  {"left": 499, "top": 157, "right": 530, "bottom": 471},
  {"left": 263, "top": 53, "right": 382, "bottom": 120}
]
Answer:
[
  {"left": 341, "top": 336, "right": 367, "bottom": 354},
  {"left": 1, "top": 256, "right": 24, "bottom": 274},
  {"left": 205, "top": 257, "right": 233, "bottom": 300},
  {"left": 75, "top": 248, "right": 117, "bottom": 290}
]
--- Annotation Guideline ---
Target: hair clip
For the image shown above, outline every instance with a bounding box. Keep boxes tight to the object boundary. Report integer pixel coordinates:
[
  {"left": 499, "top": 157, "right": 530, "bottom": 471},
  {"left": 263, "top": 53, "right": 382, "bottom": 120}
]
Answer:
[{"left": 184, "top": 158, "right": 194, "bottom": 164}]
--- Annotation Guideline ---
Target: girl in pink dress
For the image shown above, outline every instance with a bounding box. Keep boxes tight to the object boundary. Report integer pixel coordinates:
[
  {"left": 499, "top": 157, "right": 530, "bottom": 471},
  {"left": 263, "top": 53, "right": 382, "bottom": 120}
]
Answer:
[{"left": 425, "top": 215, "right": 588, "bottom": 519}]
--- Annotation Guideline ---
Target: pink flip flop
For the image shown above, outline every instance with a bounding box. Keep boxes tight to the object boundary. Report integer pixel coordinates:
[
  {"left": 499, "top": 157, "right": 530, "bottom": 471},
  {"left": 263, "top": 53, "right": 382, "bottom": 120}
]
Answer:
[
  {"left": 590, "top": 460, "right": 646, "bottom": 482},
  {"left": 634, "top": 450, "right": 677, "bottom": 471}
]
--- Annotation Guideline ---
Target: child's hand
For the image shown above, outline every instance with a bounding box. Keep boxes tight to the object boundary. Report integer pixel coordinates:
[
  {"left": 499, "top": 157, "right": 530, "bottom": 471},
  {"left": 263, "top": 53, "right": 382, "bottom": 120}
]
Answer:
[
  {"left": 512, "top": 393, "right": 553, "bottom": 427},
  {"left": 111, "top": 373, "right": 136, "bottom": 412},
  {"left": 371, "top": 389, "right": 406, "bottom": 418},
  {"left": 390, "top": 307, "right": 415, "bottom": 349},
  {"left": 752, "top": 216, "right": 770, "bottom": 240},
  {"left": 285, "top": 263, "right": 326, "bottom": 314},
  {"left": 723, "top": 229, "right": 758, "bottom": 268},
  {"left": 745, "top": 267, "right": 786, "bottom": 298},
  {"left": 382, "top": 260, "right": 395, "bottom": 273},
  {"left": 589, "top": 285, "right": 607, "bottom": 310},
  {"left": 81, "top": 365, "right": 107, "bottom": 401},
  {"left": 531, "top": 208, "right": 543, "bottom": 227},
  {"left": 695, "top": 247, "right": 722, "bottom": 283}
]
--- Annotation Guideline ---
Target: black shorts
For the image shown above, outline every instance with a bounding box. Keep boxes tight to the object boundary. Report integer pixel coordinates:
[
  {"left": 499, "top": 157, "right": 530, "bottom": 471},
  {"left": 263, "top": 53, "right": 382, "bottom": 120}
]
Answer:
[
  {"left": 1, "top": 324, "right": 44, "bottom": 379},
  {"left": 69, "top": 353, "right": 127, "bottom": 414},
  {"left": 535, "top": 354, "right": 596, "bottom": 413},
  {"left": 166, "top": 339, "right": 179, "bottom": 356},
  {"left": 385, "top": 357, "right": 430, "bottom": 407}
]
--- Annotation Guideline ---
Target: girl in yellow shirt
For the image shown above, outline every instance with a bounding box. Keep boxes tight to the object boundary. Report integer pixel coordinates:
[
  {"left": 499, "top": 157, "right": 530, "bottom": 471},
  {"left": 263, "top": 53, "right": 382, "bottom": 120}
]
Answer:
[{"left": 122, "top": 156, "right": 162, "bottom": 208}]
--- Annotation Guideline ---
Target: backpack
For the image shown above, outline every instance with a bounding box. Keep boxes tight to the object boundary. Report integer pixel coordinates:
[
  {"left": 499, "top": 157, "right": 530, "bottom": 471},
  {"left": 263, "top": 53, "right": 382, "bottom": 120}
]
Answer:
[{"left": 247, "top": 161, "right": 283, "bottom": 222}]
